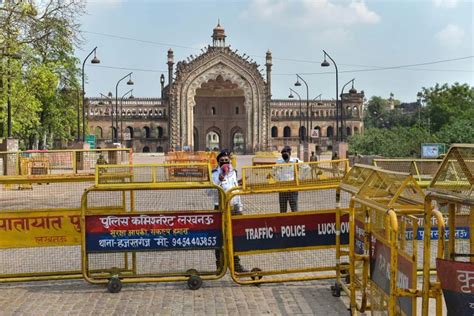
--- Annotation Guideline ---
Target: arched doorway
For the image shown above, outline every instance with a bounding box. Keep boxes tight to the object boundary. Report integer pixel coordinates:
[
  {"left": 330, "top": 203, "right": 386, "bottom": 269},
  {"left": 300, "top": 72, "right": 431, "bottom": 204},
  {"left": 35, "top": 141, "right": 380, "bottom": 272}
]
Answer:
[
  {"left": 231, "top": 129, "right": 245, "bottom": 154},
  {"left": 193, "top": 75, "right": 246, "bottom": 151},
  {"left": 193, "top": 128, "right": 199, "bottom": 151},
  {"left": 206, "top": 130, "right": 220, "bottom": 151},
  {"left": 327, "top": 126, "right": 334, "bottom": 138}
]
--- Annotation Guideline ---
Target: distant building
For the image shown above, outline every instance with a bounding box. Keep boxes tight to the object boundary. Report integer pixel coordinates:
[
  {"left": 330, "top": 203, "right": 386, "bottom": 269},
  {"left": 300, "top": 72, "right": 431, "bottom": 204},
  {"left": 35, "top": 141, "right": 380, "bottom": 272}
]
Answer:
[{"left": 86, "top": 23, "right": 364, "bottom": 154}]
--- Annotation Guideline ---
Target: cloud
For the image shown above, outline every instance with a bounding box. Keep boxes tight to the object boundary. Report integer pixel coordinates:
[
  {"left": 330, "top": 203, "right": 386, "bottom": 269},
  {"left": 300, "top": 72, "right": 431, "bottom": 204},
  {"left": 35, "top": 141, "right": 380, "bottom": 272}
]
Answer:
[
  {"left": 436, "top": 24, "right": 465, "bottom": 48},
  {"left": 433, "top": 0, "right": 459, "bottom": 8},
  {"left": 243, "top": 0, "right": 381, "bottom": 27}
]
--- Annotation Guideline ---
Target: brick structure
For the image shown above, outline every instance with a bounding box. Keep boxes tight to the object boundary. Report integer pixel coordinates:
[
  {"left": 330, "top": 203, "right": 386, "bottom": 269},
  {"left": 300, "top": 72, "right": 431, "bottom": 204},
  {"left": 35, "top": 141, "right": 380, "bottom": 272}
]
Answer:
[{"left": 86, "top": 23, "right": 364, "bottom": 154}]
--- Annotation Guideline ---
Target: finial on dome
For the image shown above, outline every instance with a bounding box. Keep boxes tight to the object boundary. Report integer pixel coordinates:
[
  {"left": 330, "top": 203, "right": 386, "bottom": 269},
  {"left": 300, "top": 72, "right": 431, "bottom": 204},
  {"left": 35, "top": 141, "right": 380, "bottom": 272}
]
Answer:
[{"left": 212, "top": 20, "right": 226, "bottom": 47}]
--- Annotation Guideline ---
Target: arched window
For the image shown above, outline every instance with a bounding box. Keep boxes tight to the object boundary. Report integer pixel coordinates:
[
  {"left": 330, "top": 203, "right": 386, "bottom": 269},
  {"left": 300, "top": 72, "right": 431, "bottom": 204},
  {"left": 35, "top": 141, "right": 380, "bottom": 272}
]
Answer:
[
  {"left": 271, "top": 126, "right": 278, "bottom": 137},
  {"left": 327, "top": 126, "right": 334, "bottom": 138},
  {"left": 232, "top": 131, "right": 244, "bottom": 153},
  {"left": 125, "top": 126, "right": 134, "bottom": 139},
  {"left": 211, "top": 107, "right": 216, "bottom": 115},
  {"left": 142, "top": 146, "right": 150, "bottom": 153},
  {"left": 235, "top": 107, "right": 239, "bottom": 114},
  {"left": 157, "top": 126, "right": 164, "bottom": 138},
  {"left": 346, "top": 127, "right": 352, "bottom": 136},
  {"left": 94, "top": 126, "right": 103, "bottom": 139},
  {"left": 157, "top": 146, "right": 163, "bottom": 153},
  {"left": 283, "top": 126, "right": 291, "bottom": 138},
  {"left": 143, "top": 126, "right": 151, "bottom": 138},
  {"left": 109, "top": 127, "right": 117, "bottom": 139},
  {"left": 299, "top": 126, "right": 306, "bottom": 141}
]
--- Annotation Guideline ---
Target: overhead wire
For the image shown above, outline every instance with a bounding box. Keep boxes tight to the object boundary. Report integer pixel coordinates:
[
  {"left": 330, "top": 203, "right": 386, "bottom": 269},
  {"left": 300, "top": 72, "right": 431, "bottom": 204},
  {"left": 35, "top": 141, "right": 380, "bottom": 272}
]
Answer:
[{"left": 82, "top": 30, "right": 474, "bottom": 75}]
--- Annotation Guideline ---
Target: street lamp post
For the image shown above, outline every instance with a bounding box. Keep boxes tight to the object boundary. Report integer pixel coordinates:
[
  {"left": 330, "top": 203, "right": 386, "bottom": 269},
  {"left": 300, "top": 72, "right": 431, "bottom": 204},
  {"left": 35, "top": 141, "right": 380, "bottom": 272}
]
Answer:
[
  {"left": 311, "top": 93, "right": 322, "bottom": 134},
  {"left": 288, "top": 88, "right": 302, "bottom": 144},
  {"left": 295, "top": 74, "right": 309, "bottom": 161},
  {"left": 114, "top": 72, "right": 134, "bottom": 142},
  {"left": 81, "top": 47, "right": 100, "bottom": 142},
  {"left": 120, "top": 89, "right": 134, "bottom": 143},
  {"left": 60, "top": 76, "right": 81, "bottom": 141},
  {"left": 321, "top": 50, "right": 339, "bottom": 142},
  {"left": 340, "top": 78, "right": 355, "bottom": 141}
]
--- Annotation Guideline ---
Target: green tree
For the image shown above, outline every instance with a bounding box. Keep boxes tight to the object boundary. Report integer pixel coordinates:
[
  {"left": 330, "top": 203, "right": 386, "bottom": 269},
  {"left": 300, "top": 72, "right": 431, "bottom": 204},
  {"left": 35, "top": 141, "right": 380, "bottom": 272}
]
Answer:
[
  {"left": 420, "top": 83, "right": 474, "bottom": 133},
  {"left": 436, "top": 119, "right": 474, "bottom": 144},
  {"left": 349, "top": 127, "right": 435, "bottom": 157},
  {"left": 1, "top": 0, "right": 85, "bottom": 149}
]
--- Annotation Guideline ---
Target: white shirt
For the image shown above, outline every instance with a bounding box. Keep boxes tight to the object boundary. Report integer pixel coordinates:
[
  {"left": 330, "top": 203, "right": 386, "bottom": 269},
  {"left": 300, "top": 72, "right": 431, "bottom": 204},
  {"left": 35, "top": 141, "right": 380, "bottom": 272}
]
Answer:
[
  {"left": 274, "top": 156, "right": 301, "bottom": 181},
  {"left": 211, "top": 165, "right": 242, "bottom": 207}
]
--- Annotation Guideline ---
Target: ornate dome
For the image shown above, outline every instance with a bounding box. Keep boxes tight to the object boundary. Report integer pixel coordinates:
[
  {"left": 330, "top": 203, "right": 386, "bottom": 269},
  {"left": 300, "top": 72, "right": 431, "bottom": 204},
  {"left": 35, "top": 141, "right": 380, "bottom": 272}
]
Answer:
[{"left": 212, "top": 20, "right": 226, "bottom": 47}]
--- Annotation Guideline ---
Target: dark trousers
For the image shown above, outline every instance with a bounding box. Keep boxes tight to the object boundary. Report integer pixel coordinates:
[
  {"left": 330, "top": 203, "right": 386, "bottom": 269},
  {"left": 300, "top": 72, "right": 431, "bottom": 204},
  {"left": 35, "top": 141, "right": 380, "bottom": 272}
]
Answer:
[
  {"left": 214, "top": 205, "right": 242, "bottom": 269},
  {"left": 279, "top": 192, "right": 298, "bottom": 213}
]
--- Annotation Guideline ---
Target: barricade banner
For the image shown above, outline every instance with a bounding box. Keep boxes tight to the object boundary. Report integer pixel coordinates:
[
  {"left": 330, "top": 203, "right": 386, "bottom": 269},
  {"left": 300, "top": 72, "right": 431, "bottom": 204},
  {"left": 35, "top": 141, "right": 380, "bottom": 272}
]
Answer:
[
  {"left": 232, "top": 212, "right": 349, "bottom": 253},
  {"left": 436, "top": 258, "right": 474, "bottom": 315},
  {"left": 355, "top": 218, "right": 365, "bottom": 254},
  {"left": 85, "top": 212, "right": 222, "bottom": 252},
  {"left": 405, "top": 226, "right": 469, "bottom": 240},
  {"left": 0, "top": 210, "right": 81, "bottom": 248},
  {"left": 370, "top": 235, "right": 415, "bottom": 316}
]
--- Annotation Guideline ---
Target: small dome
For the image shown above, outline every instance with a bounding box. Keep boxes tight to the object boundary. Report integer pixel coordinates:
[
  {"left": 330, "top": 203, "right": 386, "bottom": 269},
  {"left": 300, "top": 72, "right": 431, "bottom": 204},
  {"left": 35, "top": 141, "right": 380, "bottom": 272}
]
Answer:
[
  {"left": 212, "top": 21, "right": 226, "bottom": 38},
  {"left": 349, "top": 87, "right": 357, "bottom": 94}
]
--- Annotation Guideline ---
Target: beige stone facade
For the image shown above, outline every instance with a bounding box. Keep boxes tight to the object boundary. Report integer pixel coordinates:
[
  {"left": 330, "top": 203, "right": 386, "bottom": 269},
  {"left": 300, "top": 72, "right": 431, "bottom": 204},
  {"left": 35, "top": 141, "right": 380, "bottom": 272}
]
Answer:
[{"left": 86, "top": 23, "right": 364, "bottom": 154}]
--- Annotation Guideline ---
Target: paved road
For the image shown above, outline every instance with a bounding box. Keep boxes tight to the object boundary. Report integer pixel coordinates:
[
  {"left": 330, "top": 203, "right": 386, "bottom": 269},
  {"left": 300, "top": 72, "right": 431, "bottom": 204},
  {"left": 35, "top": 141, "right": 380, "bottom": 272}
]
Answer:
[{"left": 0, "top": 277, "right": 350, "bottom": 315}]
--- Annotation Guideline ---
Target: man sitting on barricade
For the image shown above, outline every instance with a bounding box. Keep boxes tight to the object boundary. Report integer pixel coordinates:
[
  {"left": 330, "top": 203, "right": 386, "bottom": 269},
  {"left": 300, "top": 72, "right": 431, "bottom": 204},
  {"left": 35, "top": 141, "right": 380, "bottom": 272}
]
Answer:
[{"left": 211, "top": 150, "right": 246, "bottom": 272}]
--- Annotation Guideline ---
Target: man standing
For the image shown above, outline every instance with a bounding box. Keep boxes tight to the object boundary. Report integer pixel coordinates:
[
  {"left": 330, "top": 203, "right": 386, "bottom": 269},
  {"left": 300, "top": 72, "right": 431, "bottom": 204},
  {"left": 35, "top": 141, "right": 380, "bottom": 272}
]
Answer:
[
  {"left": 211, "top": 150, "right": 245, "bottom": 272},
  {"left": 309, "top": 151, "right": 319, "bottom": 179},
  {"left": 275, "top": 146, "right": 301, "bottom": 212}
]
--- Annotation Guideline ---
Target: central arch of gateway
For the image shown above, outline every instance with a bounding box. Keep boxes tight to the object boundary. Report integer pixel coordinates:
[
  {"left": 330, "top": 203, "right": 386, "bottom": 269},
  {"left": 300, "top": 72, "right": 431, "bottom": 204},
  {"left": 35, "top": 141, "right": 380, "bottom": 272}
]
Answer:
[{"left": 168, "top": 24, "right": 271, "bottom": 153}]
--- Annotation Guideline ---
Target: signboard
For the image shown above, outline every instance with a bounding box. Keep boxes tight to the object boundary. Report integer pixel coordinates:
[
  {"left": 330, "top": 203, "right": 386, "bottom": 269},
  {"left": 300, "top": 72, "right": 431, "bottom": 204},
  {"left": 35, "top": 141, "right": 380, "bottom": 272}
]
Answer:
[
  {"left": 436, "top": 258, "right": 474, "bottom": 315},
  {"left": 0, "top": 210, "right": 81, "bottom": 248},
  {"left": 86, "top": 134, "right": 96, "bottom": 149},
  {"left": 355, "top": 218, "right": 365, "bottom": 254},
  {"left": 232, "top": 212, "right": 349, "bottom": 253},
  {"left": 123, "top": 132, "right": 131, "bottom": 141},
  {"left": 370, "top": 235, "right": 415, "bottom": 316},
  {"left": 311, "top": 129, "right": 320, "bottom": 138},
  {"left": 421, "top": 143, "right": 445, "bottom": 158},
  {"left": 85, "top": 212, "right": 222, "bottom": 252},
  {"left": 405, "top": 227, "right": 469, "bottom": 240}
]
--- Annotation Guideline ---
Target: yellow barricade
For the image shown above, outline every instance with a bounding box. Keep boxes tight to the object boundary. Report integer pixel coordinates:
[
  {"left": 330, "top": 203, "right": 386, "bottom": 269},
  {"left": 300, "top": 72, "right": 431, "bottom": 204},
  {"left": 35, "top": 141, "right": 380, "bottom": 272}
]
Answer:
[
  {"left": 0, "top": 176, "right": 94, "bottom": 282},
  {"left": 82, "top": 163, "right": 227, "bottom": 292},
  {"left": 95, "top": 163, "right": 212, "bottom": 186},
  {"left": 339, "top": 165, "right": 445, "bottom": 315},
  {"left": 0, "top": 148, "right": 133, "bottom": 282},
  {"left": 373, "top": 158, "right": 443, "bottom": 188},
  {"left": 224, "top": 159, "right": 351, "bottom": 285},
  {"left": 0, "top": 148, "right": 132, "bottom": 177},
  {"left": 422, "top": 144, "right": 473, "bottom": 316}
]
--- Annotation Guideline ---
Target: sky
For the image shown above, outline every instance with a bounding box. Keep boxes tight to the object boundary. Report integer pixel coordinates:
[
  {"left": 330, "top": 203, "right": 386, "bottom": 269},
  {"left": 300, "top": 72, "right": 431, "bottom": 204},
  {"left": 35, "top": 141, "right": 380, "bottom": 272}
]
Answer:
[{"left": 78, "top": 0, "right": 474, "bottom": 103}]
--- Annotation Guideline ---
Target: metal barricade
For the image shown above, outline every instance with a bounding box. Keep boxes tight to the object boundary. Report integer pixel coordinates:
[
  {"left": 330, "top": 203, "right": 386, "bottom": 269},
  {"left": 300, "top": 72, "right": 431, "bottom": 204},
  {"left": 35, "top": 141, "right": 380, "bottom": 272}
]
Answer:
[
  {"left": 373, "top": 159, "right": 443, "bottom": 188},
  {"left": 95, "top": 163, "right": 211, "bottom": 186},
  {"left": 0, "top": 176, "right": 94, "bottom": 282},
  {"left": 338, "top": 165, "right": 445, "bottom": 315},
  {"left": 422, "top": 144, "right": 473, "bottom": 316},
  {"left": 225, "top": 159, "right": 351, "bottom": 285},
  {"left": 82, "top": 164, "right": 226, "bottom": 292},
  {"left": 0, "top": 148, "right": 132, "bottom": 176},
  {"left": 0, "top": 149, "right": 133, "bottom": 282}
]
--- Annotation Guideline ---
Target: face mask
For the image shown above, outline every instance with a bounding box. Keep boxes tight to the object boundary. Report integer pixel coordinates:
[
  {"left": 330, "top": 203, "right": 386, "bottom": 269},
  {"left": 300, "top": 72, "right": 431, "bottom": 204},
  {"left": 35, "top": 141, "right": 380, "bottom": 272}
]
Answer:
[
  {"left": 282, "top": 153, "right": 289, "bottom": 161},
  {"left": 219, "top": 161, "right": 230, "bottom": 167}
]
